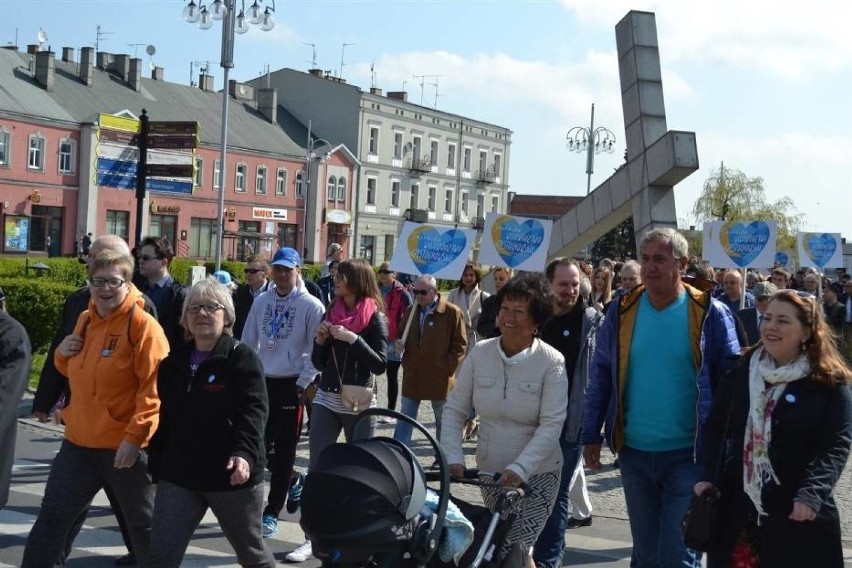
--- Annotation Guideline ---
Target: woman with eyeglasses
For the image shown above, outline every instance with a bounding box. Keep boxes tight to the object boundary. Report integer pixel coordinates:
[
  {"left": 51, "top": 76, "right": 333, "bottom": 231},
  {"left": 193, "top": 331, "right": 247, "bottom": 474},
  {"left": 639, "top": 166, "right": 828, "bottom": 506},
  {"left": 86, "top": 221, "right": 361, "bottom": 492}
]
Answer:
[
  {"left": 145, "top": 277, "right": 274, "bottom": 567},
  {"left": 695, "top": 290, "right": 852, "bottom": 567},
  {"left": 23, "top": 251, "right": 169, "bottom": 567}
]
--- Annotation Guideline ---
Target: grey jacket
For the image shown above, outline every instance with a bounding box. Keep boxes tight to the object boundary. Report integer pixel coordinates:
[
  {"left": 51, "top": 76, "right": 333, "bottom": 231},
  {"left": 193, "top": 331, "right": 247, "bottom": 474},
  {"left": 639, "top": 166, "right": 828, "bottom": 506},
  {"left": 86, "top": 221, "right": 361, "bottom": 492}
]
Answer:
[{"left": 565, "top": 306, "right": 603, "bottom": 443}]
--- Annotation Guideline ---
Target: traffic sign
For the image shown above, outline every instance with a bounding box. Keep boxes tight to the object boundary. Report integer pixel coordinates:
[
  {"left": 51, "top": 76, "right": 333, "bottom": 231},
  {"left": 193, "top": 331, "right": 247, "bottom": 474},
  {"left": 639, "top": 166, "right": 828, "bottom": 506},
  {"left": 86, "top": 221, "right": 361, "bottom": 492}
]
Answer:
[
  {"left": 145, "top": 163, "right": 194, "bottom": 178},
  {"left": 148, "top": 121, "right": 199, "bottom": 136},
  {"left": 147, "top": 135, "right": 198, "bottom": 150}
]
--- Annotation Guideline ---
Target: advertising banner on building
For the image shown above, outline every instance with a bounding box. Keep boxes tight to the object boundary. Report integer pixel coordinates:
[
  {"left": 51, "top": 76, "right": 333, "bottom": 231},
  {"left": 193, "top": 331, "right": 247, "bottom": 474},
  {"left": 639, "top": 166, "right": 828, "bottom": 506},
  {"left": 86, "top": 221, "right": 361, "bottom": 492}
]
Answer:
[
  {"left": 702, "top": 220, "right": 778, "bottom": 268},
  {"left": 477, "top": 212, "right": 552, "bottom": 272},
  {"left": 389, "top": 221, "right": 476, "bottom": 279}
]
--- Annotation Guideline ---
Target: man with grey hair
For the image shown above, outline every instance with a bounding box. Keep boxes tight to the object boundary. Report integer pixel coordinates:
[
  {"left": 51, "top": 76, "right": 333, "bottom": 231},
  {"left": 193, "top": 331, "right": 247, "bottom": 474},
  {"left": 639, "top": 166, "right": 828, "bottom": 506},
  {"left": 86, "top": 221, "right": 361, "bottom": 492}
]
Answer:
[
  {"left": 393, "top": 274, "right": 467, "bottom": 447},
  {"left": 583, "top": 227, "right": 740, "bottom": 566},
  {"left": 618, "top": 260, "right": 642, "bottom": 293}
]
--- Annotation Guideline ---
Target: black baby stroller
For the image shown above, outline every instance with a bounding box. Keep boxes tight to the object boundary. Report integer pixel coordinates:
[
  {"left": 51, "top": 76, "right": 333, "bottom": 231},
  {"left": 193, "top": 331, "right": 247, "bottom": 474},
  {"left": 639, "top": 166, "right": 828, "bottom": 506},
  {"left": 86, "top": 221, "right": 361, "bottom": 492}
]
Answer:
[{"left": 300, "top": 408, "right": 528, "bottom": 567}]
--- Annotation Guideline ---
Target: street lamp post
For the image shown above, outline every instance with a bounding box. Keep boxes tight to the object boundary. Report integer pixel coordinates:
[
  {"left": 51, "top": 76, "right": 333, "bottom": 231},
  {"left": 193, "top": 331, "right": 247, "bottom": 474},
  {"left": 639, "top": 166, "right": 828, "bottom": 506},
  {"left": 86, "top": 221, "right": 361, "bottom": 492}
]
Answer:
[
  {"left": 303, "top": 119, "right": 331, "bottom": 261},
  {"left": 566, "top": 103, "right": 617, "bottom": 195},
  {"left": 183, "top": 0, "right": 276, "bottom": 271}
]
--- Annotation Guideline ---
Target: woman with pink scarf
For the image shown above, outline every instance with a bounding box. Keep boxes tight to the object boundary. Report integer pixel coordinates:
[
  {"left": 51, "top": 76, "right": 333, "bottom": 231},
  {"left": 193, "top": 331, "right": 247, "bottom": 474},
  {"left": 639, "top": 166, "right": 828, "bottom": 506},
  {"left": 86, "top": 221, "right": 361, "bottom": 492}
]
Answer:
[{"left": 695, "top": 290, "right": 852, "bottom": 567}]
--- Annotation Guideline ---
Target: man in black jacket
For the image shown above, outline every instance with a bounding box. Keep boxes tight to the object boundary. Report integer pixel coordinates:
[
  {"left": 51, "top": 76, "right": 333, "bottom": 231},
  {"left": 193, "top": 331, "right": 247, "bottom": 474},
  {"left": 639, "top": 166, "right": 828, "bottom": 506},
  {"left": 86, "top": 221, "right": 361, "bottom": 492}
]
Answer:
[
  {"left": 138, "top": 236, "right": 187, "bottom": 349},
  {"left": 233, "top": 254, "right": 272, "bottom": 340},
  {"left": 0, "top": 309, "right": 30, "bottom": 510}
]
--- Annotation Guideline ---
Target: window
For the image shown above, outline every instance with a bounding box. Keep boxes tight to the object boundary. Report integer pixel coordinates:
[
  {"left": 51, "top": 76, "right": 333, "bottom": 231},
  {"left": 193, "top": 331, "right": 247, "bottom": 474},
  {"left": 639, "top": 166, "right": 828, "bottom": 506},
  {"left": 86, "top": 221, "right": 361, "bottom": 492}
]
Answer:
[
  {"left": 276, "top": 168, "right": 287, "bottom": 196},
  {"left": 58, "top": 139, "right": 75, "bottom": 174},
  {"left": 479, "top": 150, "right": 487, "bottom": 174},
  {"left": 384, "top": 235, "right": 394, "bottom": 262},
  {"left": 393, "top": 132, "right": 403, "bottom": 159},
  {"left": 427, "top": 186, "right": 436, "bottom": 212},
  {"left": 194, "top": 157, "right": 203, "bottom": 187},
  {"left": 491, "top": 195, "right": 499, "bottom": 212},
  {"left": 461, "top": 191, "right": 469, "bottom": 215},
  {"left": 410, "top": 183, "right": 419, "bottom": 210},
  {"left": 493, "top": 154, "right": 502, "bottom": 178},
  {"left": 336, "top": 177, "right": 346, "bottom": 202},
  {"left": 105, "top": 210, "right": 129, "bottom": 242},
  {"left": 189, "top": 217, "right": 216, "bottom": 258},
  {"left": 412, "top": 136, "right": 421, "bottom": 163},
  {"left": 391, "top": 180, "right": 400, "bottom": 207},
  {"left": 255, "top": 166, "right": 267, "bottom": 194},
  {"left": 213, "top": 160, "right": 221, "bottom": 190},
  {"left": 444, "top": 189, "right": 453, "bottom": 214},
  {"left": 235, "top": 163, "right": 247, "bottom": 193},
  {"left": 327, "top": 175, "right": 337, "bottom": 201},
  {"left": 295, "top": 171, "right": 305, "bottom": 197},
  {"left": 149, "top": 214, "right": 177, "bottom": 245},
  {"left": 366, "top": 178, "right": 377, "bottom": 205},
  {"left": 476, "top": 194, "right": 485, "bottom": 218},
  {"left": 447, "top": 142, "right": 456, "bottom": 169},
  {"left": 0, "top": 128, "right": 10, "bottom": 166},
  {"left": 369, "top": 126, "right": 379, "bottom": 155},
  {"left": 28, "top": 134, "right": 45, "bottom": 170},
  {"left": 463, "top": 147, "right": 471, "bottom": 172},
  {"left": 430, "top": 140, "right": 438, "bottom": 165}
]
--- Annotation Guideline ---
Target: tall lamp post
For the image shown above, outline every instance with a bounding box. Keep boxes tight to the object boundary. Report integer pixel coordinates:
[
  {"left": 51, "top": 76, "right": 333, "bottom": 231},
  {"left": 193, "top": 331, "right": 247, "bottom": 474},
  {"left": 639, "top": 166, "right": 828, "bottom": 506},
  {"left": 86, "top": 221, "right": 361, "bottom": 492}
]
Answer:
[
  {"left": 566, "top": 103, "right": 617, "bottom": 195},
  {"left": 182, "top": 0, "right": 276, "bottom": 271},
  {"left": 303, "top": 119, "right": 331, "bottom": 261}
]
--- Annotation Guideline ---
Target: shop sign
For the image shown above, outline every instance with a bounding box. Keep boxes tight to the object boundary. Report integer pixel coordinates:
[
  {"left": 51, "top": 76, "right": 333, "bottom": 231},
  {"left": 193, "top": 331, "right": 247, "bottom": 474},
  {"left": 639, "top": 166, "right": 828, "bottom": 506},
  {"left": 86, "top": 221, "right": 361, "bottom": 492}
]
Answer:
[{"left": 252, "top": 207, "right": 287, "bottom": 220}]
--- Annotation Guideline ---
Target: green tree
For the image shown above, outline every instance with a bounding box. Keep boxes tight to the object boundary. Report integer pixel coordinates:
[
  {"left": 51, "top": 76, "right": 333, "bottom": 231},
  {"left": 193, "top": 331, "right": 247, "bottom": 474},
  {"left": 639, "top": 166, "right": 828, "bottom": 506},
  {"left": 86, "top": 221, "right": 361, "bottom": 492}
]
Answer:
[
  {"left": 590, "top": 217, "right": 636, "bottom": 264},
  {"left": 691, "top": 163, "right": 804, "bottom": 251}
]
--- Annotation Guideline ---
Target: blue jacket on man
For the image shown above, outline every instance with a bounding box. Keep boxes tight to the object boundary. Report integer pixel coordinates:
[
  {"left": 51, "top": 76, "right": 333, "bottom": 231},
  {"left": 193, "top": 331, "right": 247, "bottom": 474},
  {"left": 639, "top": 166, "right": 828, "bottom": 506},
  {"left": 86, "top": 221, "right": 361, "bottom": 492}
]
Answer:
[{"left": 581, "top": 281, "right": 740, "bottom": 462}]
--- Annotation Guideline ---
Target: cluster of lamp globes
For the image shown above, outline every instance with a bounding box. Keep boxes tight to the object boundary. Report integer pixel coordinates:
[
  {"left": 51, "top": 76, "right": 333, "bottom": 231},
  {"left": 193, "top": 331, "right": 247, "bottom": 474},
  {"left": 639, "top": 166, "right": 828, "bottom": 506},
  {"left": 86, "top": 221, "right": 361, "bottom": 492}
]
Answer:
[
  {"left": 183, "top": 0, "right": 275, "bottom": 33},
  {"left": 566, "top": 128, "right": 617, "bottom": 154}
]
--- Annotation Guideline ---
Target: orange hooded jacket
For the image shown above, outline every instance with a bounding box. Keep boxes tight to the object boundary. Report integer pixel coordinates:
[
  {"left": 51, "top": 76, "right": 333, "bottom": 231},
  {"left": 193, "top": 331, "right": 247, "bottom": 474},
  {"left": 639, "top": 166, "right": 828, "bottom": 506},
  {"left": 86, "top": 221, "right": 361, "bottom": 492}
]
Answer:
[{"left": 55, "top": 284, "right": 169, "bottom": 449}]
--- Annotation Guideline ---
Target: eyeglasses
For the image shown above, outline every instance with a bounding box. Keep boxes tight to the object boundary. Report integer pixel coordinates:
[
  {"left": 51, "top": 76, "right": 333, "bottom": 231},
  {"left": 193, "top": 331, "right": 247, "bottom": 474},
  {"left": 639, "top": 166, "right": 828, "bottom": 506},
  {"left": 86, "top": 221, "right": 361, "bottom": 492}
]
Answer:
[
  {"left": 138, "top": 254, "right": 162, "bottom": 262},
  {"left": 244, "top": 268, "right": 264, "bottom": 274},
  {"left": 187, "top": 303, "right": 224, "bottom": 314},
  {"left": 412, "top": 289, "right": 431, "bottom": 296},
  {"left": 90, "top": 277, "right": 126, "bottom": 289},
  {"left": 378, "top": 269, "right": 394, "bottom": 275}
]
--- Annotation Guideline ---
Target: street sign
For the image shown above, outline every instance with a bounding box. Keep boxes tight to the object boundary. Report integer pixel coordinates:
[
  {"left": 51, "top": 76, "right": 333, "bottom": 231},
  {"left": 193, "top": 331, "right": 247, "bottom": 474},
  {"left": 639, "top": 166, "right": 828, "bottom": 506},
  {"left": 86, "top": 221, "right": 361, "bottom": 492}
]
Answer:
[
  {"left": 145, "top": 163, "right": 194, "bottom": 178},
  {"left": 148, "top": 121, "right": 199, "bottom": 136},
  {"left": 99, "top": 129, "right": 138, "bottom": 146},
  {"left": 147, "top": 135, "right": 198, "bottom": 150}
]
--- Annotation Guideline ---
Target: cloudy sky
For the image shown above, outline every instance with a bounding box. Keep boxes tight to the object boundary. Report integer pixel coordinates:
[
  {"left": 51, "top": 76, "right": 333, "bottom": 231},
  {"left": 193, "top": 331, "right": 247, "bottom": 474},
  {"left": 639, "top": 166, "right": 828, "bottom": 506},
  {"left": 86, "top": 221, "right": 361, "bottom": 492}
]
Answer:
[{"left": 5, "top": 0, "right": 851, "bottom": 235}]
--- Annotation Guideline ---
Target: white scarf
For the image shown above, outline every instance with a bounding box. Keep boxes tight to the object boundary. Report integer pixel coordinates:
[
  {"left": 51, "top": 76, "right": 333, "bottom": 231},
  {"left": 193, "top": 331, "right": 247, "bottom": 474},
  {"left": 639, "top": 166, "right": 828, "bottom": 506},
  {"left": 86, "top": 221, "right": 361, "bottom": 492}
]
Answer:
[{"left": 743, "top": 347, "right": 810, "bottom": 517}]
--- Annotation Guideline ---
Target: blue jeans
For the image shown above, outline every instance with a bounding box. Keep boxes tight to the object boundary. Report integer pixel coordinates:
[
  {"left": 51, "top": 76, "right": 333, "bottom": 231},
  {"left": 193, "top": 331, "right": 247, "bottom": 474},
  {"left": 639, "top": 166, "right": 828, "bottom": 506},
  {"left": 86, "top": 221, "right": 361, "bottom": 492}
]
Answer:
[
  {"left": 392, "top": 397, "right": 445, "bottom": 447},
  {"left": 532, "top": 439, "right": 583, "bottom": 568},
  {"left": 618, "top": 445, "right": 702, "bottom": 568}
]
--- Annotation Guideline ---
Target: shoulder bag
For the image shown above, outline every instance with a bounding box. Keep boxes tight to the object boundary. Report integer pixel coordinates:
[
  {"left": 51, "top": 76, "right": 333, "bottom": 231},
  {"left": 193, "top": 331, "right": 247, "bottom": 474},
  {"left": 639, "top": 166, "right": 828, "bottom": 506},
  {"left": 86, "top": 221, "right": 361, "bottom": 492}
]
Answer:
[{"left": 332, "top": 345, "right": 372, "bottom": 412}]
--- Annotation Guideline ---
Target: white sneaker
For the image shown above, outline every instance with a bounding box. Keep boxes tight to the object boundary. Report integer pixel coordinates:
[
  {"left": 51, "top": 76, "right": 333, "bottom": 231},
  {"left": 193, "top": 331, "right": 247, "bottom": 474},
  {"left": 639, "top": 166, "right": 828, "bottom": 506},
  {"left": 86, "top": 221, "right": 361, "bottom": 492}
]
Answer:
[
  {"left": 285, "top": 540, "right": 313, "bottom": 562},
  {"left": 378, "top": 416, "right": 396, "bottom": 424}
]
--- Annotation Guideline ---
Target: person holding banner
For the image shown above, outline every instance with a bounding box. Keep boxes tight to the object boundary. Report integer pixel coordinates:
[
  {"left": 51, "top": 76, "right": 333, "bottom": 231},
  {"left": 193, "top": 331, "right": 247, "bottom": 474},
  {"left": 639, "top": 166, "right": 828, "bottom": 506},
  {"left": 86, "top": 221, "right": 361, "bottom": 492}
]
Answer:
[{"left": 447, "top": 262, "right": 490, "bottom": 352}]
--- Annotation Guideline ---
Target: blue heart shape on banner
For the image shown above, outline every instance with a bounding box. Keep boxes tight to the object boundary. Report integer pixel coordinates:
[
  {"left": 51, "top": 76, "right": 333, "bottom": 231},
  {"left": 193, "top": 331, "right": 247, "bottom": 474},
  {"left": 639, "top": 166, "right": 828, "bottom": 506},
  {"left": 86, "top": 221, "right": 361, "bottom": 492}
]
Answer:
[
  {"left": 406, "top": 226, "right": 467, "bottom": 274},
  {"left": 491, "top": 216, "right": 545, "bottom": 268},
  {"left": 774, "top": 252, "right": 789, "bottom": 267},
  {"left": 722, "top": 221, "right": 771, "bottom": 267},
  {"left": 803, "top": 233, "right": 837, "bottom": 268}
]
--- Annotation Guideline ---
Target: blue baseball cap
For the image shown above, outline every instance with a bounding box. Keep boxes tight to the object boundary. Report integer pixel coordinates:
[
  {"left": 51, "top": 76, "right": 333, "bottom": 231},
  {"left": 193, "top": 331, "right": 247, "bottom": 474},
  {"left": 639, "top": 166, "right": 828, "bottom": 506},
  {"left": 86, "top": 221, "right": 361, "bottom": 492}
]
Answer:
[
  {"left": 271, "top": 247, "right": 301, "bottom": 268},
  {"left": 212, "top": 270, "right": 232, "bottom": 285}
]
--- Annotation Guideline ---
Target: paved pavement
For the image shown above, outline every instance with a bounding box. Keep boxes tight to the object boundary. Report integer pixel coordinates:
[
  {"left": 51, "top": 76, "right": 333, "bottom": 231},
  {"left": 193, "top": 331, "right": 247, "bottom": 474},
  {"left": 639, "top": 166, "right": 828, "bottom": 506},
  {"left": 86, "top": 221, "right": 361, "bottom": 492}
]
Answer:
[{"left": 5, "top": 373, "right": 852, "bottom": 566}]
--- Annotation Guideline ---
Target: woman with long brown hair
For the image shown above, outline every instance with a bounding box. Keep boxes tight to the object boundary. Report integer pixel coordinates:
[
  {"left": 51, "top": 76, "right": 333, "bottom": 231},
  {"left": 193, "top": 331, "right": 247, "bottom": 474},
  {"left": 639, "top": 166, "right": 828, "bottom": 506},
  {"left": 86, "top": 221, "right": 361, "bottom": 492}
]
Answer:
[
  {"left": 696, "top": 290, "right": 852, "bottom": 567},
  {"left": 591, "top": 266, "right": 612, "bottom": 313}
]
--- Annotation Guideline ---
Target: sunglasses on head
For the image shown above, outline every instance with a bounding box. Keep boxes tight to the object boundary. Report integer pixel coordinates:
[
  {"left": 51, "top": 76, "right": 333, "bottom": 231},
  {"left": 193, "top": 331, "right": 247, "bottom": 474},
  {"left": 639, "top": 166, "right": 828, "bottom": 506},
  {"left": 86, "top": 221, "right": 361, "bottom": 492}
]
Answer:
[{"left": 412, "top": 289, "right": 430, "bottom": 296}]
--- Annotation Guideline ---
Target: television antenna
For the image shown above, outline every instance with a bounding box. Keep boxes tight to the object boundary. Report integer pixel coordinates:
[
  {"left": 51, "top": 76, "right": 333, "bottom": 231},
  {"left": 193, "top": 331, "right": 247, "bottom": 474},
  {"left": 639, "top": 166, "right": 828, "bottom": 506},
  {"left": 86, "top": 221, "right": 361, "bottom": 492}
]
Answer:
[
  {"left": 339, "top": 42, "right": 354, "bottom": 79},
  {"left": 127, "top": 43, "right": 146, "bottom": 57},
  {"left": 370, "top": 61, "right": 377, "bottom": 89},
  {"left": 413, "top": 74, "right": 440, "bottom": 106},
  {"left": 429, "top": 77, "right": 443, "bottom": 109},
  {"left": 303, "top": 43, "right": 317, "bottom": 68},
  {"left": 190, "top": 60, "right": 211, "bottom": 87},
  {"left": 94, "top": 25, "right": 114, "bottom": 52}
]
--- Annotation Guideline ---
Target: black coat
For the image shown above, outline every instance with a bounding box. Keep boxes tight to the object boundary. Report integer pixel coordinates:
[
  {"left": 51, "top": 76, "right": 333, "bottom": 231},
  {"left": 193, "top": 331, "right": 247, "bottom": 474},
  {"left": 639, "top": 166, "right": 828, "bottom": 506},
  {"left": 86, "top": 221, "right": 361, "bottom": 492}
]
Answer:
[
  {"left": 701, "top": 355, "right": 852, "bottom": 567},
  {"left": 148, "top": 335, "right": 269, "bottom": 492},
  {"left": 232, "top": 281, "right": 270, "bottom": 340},
  {"left": 313, "top": 311, "right": 388, "bottom": 393},
  {"left": 0, "top": 311, "right": 30, "bottom": 508},
  {"left": 144, "top": 278, "right": 187, "bottom": 350}
]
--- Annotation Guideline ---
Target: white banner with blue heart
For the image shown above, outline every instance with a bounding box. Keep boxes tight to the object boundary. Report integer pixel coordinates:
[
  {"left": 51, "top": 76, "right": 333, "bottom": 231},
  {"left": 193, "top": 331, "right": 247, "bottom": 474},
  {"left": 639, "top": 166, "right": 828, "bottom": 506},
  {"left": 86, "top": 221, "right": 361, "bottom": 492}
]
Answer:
[
  {"left": 389, "top": 222, "right": 477, "bottom": 279},
  {"left": 477, "top": 213, "right": 553, "bottom": 272},
  {"left": 797, "top": 232, "right": 843, "bottom": 269},
  {"left": 702, "top": 220, "right": 778, "bottom": 268}
]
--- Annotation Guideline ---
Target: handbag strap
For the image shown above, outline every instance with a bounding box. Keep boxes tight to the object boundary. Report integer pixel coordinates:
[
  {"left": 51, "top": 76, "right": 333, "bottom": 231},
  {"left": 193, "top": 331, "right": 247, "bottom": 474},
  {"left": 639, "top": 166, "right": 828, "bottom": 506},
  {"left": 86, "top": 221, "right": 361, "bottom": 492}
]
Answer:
[
  {"left": 330, "top": 344, "right": 349, "bottom": 391},
  {"left": 710, "top": 396, "right": 735, "bottom": 485}
]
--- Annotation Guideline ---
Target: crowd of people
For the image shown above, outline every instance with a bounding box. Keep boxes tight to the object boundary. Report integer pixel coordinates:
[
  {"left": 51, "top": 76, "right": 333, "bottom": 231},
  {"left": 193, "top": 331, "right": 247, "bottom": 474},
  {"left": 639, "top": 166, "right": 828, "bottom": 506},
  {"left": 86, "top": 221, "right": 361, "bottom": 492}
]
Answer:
[{"left": 2, "top": 232, "right": 851, "bottom": 567}]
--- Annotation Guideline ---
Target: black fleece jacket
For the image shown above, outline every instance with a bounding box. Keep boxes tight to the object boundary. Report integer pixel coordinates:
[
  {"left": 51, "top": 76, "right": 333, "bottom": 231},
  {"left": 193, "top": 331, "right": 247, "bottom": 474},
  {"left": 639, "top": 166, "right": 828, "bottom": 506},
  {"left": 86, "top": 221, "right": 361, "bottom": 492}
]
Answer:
[{"left": 148, "top": 334, "right": 268, "bottom": 492}]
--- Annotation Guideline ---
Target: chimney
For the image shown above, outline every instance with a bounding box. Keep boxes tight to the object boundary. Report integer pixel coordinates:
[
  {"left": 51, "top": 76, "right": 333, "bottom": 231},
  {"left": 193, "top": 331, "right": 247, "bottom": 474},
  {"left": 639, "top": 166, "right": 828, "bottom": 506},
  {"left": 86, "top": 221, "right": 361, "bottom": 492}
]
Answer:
[
  {"left": 27, "top": 44, "right": 39, "bottom": 55},
  {"left": 308, "top": 68, "right": 323, "bottom": 77},
  {"left": 114, "top": 53, "right": 130, "bottom": 80},
  {"left": 129, "top": 58, "right": 142, "bottom": 91},
  {"left": 151, "top": 66, "right": 164, "bottom": 81},
  {"left": 369, "top": 87, "right": 382, "bottom": 96},
  {"left": 199, "top": 73, "right": 215, "bottom": 92},
  {"left": 257, "top": 88, "right": 278, "bottom": 124},
  {"left": 34, "top": 50, "right": 55, "bottom": 92},
  {"left": 61, "top": 47, "right": 75, "bottom": 63},
  {"left": 80, "top": 47, "right": 94, "bottom": 86},
  {"left": 96, "top": 51, "right": 111, "bottom": 70},
  {"left": 387, "top": 91, "right": 408, "bottom": 102}
]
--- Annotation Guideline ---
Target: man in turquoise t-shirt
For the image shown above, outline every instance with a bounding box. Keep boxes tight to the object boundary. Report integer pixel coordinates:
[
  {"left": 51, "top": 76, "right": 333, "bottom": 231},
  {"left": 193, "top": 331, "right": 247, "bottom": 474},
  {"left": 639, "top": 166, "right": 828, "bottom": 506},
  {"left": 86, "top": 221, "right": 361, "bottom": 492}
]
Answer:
[{"left": 582, "top": 228, "right": 741, "bottom": 567}]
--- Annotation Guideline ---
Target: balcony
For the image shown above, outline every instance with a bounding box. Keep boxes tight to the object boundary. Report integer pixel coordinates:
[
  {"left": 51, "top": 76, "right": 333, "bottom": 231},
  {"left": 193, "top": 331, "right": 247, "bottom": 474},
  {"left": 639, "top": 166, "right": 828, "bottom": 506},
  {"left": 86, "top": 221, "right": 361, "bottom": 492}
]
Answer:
[
  {"left": 471, "top": 216, "right": 485, "bottom": 230},
  {"left": 404, "top": 208, "right": 429, "bottom": 223},
  {"left": 408, "top": 156, "right": 432, "bottom": 176},
  {"left": 476, "top": 164, "right": 498, "bottom": 185}
]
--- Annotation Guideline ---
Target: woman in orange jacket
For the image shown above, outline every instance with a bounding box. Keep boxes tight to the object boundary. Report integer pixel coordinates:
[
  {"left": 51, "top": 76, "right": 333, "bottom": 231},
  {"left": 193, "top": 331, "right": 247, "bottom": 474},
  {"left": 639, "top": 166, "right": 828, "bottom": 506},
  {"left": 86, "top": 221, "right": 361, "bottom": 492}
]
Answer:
[{"left": 22, "top": 250, "right": 169, "bottom": 567}]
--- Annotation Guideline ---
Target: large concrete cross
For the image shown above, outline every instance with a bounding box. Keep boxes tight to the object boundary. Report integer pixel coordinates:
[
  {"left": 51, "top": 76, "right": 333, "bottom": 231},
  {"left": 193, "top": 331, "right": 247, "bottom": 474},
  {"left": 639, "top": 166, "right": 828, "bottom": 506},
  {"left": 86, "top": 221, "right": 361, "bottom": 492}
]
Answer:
[{"left": 548, "top": 10, "right": 699, "bottom": 258}]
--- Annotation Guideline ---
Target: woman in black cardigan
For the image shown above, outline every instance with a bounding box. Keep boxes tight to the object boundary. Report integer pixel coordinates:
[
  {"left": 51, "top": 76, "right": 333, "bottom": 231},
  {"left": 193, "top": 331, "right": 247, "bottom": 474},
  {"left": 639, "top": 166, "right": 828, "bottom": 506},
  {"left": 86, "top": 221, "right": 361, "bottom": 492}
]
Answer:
[
  {"left": 696, "top": 290, "right": 852, "bottom": 567},
  {"left": 145, "top": 278, "right": 273, "bottom": 567},
  {"left": 310, "top": 257, "right": 388, "bottom": 465}
]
